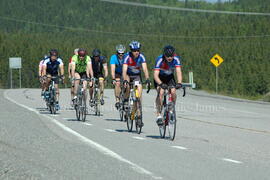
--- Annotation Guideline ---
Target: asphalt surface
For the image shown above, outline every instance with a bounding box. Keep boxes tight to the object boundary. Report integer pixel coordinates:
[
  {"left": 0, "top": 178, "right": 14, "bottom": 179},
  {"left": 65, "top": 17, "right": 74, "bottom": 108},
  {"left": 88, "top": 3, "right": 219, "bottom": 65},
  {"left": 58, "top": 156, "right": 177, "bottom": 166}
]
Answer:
[{"left": 1, "top": 88, "right": 270, "bottom": 180}]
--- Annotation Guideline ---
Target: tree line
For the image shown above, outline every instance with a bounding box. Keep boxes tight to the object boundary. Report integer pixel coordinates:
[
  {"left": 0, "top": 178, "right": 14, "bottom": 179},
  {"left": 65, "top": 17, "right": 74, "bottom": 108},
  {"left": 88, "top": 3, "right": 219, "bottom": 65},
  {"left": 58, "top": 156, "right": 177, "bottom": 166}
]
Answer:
[{"left": 0, "top": 0, "right": 269, "bottom": 99}]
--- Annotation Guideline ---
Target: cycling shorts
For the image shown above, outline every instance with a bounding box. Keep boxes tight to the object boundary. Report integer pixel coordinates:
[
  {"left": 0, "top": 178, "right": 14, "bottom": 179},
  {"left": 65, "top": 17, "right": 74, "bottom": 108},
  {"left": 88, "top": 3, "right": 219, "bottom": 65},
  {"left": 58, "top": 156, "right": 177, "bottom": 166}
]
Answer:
[
  {"left": 75, "top": 72, "right": 88, "bottom": 79},
  {"left": 115, "top": 73, "right": 121, "bottom": 79},
  {"left": 46, "top": 74, "right": 60, "bottom": 84},
  {"left": 129, "top": 74, "right": 142, "bottom": 84},
  {"left": 154, "top": 74, "right": 176, "bottom": 88}
]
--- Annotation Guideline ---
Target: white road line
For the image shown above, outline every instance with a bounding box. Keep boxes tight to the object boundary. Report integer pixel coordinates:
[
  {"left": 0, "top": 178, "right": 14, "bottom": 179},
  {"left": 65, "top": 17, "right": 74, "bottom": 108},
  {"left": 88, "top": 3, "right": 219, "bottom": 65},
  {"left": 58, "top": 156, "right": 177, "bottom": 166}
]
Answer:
[
  {"left": 222, "top": 158, "right": 243, "bottom": 164},
  {"left": 171, "top": 146, "right": 188, "bottom": 150},
  {"left": 63, "top": 118, "right": 76, "bottom": 121},
  {"left": 4, "top": 90, "right": 162, "bottom": 180},
  {"left": 105, "top": 129, "right": 116, "bottom": 132},
  {"left": 50, "top": 114, "right": 59, "bottom": 117},
  {"left": 83, "top": 123, "right": 93, "bottom": 126},
  {"left": 132, "top": 136, "right": 146, "bottom": 140}
]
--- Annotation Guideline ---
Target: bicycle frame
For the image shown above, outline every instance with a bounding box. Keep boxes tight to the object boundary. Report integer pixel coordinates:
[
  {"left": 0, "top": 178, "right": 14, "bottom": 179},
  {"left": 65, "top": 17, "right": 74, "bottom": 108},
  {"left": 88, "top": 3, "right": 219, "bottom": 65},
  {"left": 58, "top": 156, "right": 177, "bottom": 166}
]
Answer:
[
  {"left": 74, "top": 78, "right": 88, "bottom": 121},
  {"left": 126, "top": 81, "right": 144, "bottom": 134},
  {"left": 158, "top": 85, "right": 186, "bottom": 140},
  {"left": 45, "top": 76, "right": 59, "bottom": 114},
  {"left": 93, "top": 78, "right": 102, "bottom": 116}
]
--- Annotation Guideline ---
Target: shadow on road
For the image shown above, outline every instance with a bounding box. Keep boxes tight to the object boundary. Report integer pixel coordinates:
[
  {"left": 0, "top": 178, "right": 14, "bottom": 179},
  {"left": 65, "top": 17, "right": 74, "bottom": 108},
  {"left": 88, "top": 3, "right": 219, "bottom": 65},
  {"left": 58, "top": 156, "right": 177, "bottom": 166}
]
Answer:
[
  {"left": 115, "top": 129, "right": 129, "bottom": 133},
  {"left": 65, "top": 118, "right": 79, "bottom": 121},
  {"left": 146, "top": 135, "right": 163, "bottom": 139},
  {"left": 105, "top": 118, "right": 121, "bottom": 122},
  {"left": 87, "top": 113, "right": 103, "bottom": 116}
]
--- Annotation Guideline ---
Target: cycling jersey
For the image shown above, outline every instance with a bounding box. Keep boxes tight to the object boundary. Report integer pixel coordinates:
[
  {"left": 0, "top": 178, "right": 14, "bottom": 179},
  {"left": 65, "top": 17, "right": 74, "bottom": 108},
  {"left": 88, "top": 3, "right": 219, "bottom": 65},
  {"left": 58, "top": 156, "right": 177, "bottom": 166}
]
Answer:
[
  {"left": 71, "top": 55, "right": 91, "bottom": 73},
  {"left": 154, "top": 55, "right": 181, "bottom": 76},
  {"left": 123, "top": 52, "right": 146, "bottom": 76},
  {"left": 91, "top": 56, "right": 107, "bottom": 76},
  {"left": 43, "top": 57, "right": 63, "bottom": 76},
  {"left": 110, "top": 54, "right": 124, "bottom": 75}
]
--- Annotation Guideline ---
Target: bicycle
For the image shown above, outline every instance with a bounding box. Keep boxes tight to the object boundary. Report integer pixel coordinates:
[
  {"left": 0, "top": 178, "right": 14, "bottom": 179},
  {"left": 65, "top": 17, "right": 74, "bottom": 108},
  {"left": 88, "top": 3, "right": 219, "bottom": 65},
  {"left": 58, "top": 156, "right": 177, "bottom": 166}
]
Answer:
[
  {"left": 126, "top": 81, "right": 150, "bottom": 134},
  {"left": 114, "top": 79, "right": 127, "bottom": 122},
  {"left": 74, "top": 78, "right": 89, "bottom": 121},
  {"left": 44, "top": 76, "right": 61, "bottom": 114},
  {"left": 92, "top": 77, "right": 104, "bottom": 116},
  {"left": 158, "top": 83, "right": 190, "bottom": 140}
]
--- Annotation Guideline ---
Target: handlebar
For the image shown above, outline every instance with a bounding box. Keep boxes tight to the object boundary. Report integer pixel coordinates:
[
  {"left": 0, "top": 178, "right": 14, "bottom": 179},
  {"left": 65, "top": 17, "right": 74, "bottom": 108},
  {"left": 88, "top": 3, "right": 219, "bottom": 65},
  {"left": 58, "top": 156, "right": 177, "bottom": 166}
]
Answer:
[
  {"left": 122, "top": 80, "right": 151, "bottom": 93},
  {"left": 72, "top": 78, "right": 91, "bottom": 82},
  {"left": 158, "top": 84, "right": 188, "bottom": 97}
]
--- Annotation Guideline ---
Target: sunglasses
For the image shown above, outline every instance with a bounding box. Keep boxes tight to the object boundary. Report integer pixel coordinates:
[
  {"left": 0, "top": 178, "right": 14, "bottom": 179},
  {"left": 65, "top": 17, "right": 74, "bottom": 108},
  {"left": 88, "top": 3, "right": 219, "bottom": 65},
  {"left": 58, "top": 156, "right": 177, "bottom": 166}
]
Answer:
[
  {"left": 131, "top": 49, "right": 140, "bottom": 52},
  {"left": 118, "top": 53, "right": 124, "bottom": 56}
]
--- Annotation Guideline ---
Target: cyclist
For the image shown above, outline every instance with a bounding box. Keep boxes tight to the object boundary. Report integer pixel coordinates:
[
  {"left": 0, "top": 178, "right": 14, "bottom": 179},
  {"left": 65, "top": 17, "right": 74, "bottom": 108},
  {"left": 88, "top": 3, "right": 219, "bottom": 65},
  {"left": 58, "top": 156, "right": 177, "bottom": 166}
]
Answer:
[
  {"left": 122, "top": 41, "right": 151, "bottom": 126},
  {"left": 110, "top": 44, "right": 126, "bottom": 109},
  {"left": 68, "top": 48, "right": 79, "bottom": 106},
  {"left": 89, "top": 49, "right": 108, "bottom": 106},
  {"left": 154, "top": 45, "right": 182, "bottom": 125},
  {"left": 43, "top": 49, "right": 64, "bottom": 110},
  {"left": 39, "top": 54, "right": 48, "bottom": 98},
  {"left": 71, "top": 48, "right": 93, "bottom": 103}
]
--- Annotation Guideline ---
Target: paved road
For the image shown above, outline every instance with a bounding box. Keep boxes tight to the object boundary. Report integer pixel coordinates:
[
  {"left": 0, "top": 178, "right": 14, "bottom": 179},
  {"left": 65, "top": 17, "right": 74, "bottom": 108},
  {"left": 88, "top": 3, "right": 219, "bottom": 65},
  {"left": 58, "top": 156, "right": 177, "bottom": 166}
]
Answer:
[{"left": 1, "top": 88, "right": 270, "bottom": 180}]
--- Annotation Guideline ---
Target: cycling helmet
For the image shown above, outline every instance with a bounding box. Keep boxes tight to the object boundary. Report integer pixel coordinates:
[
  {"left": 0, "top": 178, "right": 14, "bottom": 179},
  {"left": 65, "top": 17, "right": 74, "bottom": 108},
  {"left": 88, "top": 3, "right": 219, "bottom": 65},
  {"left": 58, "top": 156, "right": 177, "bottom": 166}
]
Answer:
[
  {"left": 49, "top": 49, "right": 58, "bottom": 56},
  {"left": 163, "top": 45, "right": 175, "bottom": 57},
  {"left": 78, "top": 48, "right": 86, "bottom": 57},
  {"left": 92, "top": 49, "right": 101, "bottom": 57},
  {"left": 129, "top": 41, "right": 141, "bottom": 50},
  {"left": 116, "top": 44, "right": 126, "bottom": 54},
  {"left": 74, "top": 48, "right": 79, "bottom": 54}
]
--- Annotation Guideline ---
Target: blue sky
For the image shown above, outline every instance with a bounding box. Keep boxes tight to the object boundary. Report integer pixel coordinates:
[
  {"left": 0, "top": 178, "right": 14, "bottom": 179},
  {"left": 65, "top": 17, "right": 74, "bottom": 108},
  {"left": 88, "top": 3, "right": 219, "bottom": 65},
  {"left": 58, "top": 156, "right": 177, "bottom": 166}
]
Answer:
[
  {"left": 206, "top": 0, "right": 230, "bottom": 2},
  {"left": 179, "top": 0, "right": 231, "bottom": 2}
]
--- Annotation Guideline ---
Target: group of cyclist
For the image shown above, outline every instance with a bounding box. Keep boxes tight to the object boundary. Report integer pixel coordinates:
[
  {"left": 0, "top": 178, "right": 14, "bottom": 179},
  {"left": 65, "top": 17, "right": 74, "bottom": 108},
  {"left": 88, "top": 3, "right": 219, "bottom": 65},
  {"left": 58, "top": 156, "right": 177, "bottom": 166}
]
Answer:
[{"left": 38, "top": 40, "right": 183, "bottom": 125}]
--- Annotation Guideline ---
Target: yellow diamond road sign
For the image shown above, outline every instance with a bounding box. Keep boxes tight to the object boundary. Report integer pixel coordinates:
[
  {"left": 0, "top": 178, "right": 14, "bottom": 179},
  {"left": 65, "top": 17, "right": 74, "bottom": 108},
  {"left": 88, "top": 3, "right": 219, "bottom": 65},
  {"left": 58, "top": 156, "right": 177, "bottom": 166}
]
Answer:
[{"left": 210, "top": 54, "right": 224, "bottom": 67}]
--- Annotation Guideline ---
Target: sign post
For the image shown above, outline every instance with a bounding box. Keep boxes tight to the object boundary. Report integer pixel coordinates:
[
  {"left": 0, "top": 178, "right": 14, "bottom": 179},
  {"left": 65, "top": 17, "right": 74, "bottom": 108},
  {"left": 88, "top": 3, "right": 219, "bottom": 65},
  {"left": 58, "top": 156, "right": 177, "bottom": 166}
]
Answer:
[
  {"left": 9, "top": 57, "right": 22, "bottom": 89},
  {"left": 210, "top": 54, "right": 224, "bottom": 94}
]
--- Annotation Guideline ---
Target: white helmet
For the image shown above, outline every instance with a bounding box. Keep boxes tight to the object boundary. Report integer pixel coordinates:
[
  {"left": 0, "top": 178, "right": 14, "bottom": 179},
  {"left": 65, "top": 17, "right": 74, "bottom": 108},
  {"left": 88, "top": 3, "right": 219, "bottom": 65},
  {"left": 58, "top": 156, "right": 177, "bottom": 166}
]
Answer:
[
  {"left": 116, "top": 44, "right": 126, "bottom": 54},
  {"left": 74, "top": 48, "right": 79, "bottom": 54}
]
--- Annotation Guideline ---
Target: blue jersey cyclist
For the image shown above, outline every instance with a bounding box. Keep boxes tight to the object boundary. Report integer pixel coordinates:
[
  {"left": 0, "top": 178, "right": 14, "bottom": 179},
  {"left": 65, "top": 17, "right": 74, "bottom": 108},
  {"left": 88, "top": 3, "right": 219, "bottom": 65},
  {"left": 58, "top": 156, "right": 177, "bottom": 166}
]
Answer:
[
  {"left": 110, "top": 44, "right": 126, "bottom": 109},
  {"left": 122, "top": 41, "right": 151, "bottom": 127},
  {"left": 43, "top": 49, "right": 65, "bottom": 109},
  {"left": 154, "top": 45, "right": 183, "bottom": 125}
]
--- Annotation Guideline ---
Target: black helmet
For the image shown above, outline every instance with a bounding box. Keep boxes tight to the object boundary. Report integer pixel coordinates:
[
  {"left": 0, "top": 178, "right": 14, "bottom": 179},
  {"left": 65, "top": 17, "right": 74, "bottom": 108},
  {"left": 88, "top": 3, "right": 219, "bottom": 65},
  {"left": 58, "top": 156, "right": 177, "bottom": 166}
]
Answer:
[
  {"left": 92, "top": 49, "right": 101, "bottom": 57},
  {"left": 163, "top": 45, "right": 175, "bottom": 57},
  {"left": 78, "top": 48, "right": 86, "bottom": 57},
  {"left": 49, "top": 49, "right": 58, "bottom": 56}
]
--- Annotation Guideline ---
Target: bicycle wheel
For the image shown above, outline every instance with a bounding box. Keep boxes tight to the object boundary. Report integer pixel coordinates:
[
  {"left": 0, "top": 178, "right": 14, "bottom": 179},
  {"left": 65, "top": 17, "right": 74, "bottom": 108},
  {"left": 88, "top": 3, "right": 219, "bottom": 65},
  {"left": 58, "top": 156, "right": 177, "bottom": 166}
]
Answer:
[
  {"left": 168, "top": 104, "right": 176, "bottom": 140},
  {"left": 95, "top": 89, "right": 101, "bottom": 116},
  {"left": 75, "top": 104, "right": 80, "bottom": 120},
  {"left": 75, "top": 86, "right": 81, "bottom": 120},
  {"left": 126, "top": 100, "right": 133, "bottom": 132},
  {"left": 119, "top": 98, "right": 125, "bottom": 121},
  {"left": 49, "top": 105, "right": 53, "bottom": 114},
  {"left": 81, "top": 91, "right": 87, "bottom": 122},
  {"left": 51, "top": 105, "right": 56, "bottom": 114},
  {"left": 135, "top": 99, "right": 142, "bottom": 134},
  {"left": 127, "top": 114, "right": 133, "bottom": 132},
  {"left": 119, "top": 90, "right": 125, "bottom": 121},
  {"left": 76, "top": 96, "right": 82, "bottom": 121},
  {"left": 159, "top": 106, "right": 166, "bottom": 138},
  {"left": 50, "top": 89, "right": 56, "bottom": 114},
  {"left": 123, "top": 104, "right": 129, "bottom": 122},
  {"left": 119, "top": 109, "right": 124, "bottom": 121}
]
